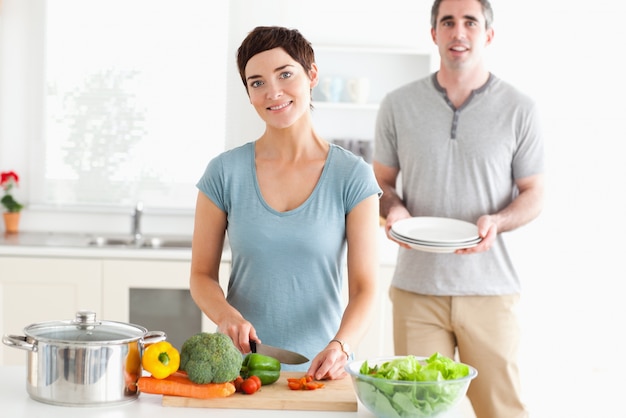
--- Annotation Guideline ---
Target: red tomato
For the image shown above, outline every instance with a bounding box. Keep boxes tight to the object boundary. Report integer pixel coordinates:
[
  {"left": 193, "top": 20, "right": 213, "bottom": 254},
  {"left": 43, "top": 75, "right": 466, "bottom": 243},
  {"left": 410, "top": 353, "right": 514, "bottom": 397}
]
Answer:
[
  {"left": 241, "top": 377, "right": 260, "bottom": 394},
  {"left": 233, "top": 376, "right": 244, "bottom": 393},
  {"left": 249, "top": 375, "right": 262, "bottom": 387}
]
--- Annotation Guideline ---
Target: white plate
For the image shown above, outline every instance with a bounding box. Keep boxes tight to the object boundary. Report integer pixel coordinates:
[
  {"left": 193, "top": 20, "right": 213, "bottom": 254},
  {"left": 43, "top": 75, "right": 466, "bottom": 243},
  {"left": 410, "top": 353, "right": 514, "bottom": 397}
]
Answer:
[
  {"left": 391, "top": 217, "right": 479, "bottom": 244},
  {"left": 390, "top": 231, "right": 480, "bottom": 253},
  {"left": 390, "top": 229, "right": 481, "bottom": 247},
  {"left": 406, "top": 241, "right": 479, "bottom": 253}
]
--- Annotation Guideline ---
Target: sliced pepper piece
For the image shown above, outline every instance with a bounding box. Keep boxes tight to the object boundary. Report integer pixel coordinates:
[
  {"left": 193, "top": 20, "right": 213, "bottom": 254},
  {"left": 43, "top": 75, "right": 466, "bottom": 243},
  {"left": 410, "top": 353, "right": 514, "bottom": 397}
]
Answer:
[
  {"left": 142, "top": 341, "right": 180, "bottom": 379},
  {"left": 240, "top": 353, "right": 281, "bottom": 385},
  {"left": 287, "top": 375, "right": 325, "bottom": 390}
]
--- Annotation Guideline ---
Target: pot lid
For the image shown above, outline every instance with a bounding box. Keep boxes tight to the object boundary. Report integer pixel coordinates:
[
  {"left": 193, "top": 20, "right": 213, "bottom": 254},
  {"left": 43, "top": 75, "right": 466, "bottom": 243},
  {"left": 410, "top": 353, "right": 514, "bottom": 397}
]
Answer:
[{"left": 23, "top": 311, "right": 148, "bottom": 344}]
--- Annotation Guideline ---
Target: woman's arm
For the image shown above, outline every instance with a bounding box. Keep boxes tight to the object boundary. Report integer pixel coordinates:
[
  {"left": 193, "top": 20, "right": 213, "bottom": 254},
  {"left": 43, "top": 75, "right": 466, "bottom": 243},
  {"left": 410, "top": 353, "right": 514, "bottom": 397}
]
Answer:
[
  {"left": 189, "top": 191, "right": 258, "bottom": 353},
  {"left": 307, "top": 194, "right": 380, "bottom": 380}
]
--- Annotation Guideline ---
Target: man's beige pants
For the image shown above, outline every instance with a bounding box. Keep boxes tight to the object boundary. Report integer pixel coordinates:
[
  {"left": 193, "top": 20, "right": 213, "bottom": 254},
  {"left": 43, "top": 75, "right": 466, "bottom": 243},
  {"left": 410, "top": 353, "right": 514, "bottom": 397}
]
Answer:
[{"left": 390, "top": 287, "right": 528, "bottom": 418}]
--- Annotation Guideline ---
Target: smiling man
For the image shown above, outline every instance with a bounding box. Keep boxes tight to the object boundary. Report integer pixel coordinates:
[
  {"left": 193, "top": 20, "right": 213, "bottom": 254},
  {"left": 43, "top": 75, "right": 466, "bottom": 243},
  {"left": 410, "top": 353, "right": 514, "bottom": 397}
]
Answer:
[{"left": 373, "top": 1, "right": 545, "bottom": 417}]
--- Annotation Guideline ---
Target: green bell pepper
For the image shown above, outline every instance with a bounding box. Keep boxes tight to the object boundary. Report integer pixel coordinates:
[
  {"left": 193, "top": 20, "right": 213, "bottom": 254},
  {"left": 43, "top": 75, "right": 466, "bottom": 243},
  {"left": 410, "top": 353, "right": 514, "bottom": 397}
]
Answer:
[{"left": 241, "top": 353, "right": 281, "bottom": 385}]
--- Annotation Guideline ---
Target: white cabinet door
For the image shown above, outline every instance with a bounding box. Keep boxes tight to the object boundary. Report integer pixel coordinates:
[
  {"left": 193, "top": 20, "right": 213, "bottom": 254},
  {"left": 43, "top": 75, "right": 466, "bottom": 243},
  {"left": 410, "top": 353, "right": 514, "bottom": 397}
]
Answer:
[{"left": 0, "top": 256, "right": 102, "bottom": 366}]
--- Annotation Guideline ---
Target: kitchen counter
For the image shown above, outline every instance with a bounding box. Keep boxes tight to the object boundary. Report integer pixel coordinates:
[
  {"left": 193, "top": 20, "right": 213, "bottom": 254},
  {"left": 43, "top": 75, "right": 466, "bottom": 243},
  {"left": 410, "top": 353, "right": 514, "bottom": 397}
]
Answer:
[
  {"left": 0, "top": 366, "right": 470, "bottom": 418},
  {"left": 0, "top": 231, "right": 197, "bottom": 261}
]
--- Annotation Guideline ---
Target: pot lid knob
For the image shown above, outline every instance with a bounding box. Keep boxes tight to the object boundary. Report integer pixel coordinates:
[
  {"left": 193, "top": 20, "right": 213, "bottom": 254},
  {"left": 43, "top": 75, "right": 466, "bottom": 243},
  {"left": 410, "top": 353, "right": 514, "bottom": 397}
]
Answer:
[{"left": 73, "top": 310, "right": 100, "bottom": 329}]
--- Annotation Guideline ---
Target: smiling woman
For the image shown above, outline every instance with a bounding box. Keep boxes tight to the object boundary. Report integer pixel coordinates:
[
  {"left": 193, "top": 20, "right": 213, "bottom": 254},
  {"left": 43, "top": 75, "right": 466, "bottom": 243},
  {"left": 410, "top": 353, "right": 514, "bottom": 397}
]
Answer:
[{"left": 0, "top": 0, "right": 228, "bottom": 211}]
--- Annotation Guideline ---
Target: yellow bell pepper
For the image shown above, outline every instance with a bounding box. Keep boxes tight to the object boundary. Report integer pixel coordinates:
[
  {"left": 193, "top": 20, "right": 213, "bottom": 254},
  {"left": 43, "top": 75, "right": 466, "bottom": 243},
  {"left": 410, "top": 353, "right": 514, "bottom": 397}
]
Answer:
[{"left": 142, "top": 341, "right": 181, "bottom": 379}]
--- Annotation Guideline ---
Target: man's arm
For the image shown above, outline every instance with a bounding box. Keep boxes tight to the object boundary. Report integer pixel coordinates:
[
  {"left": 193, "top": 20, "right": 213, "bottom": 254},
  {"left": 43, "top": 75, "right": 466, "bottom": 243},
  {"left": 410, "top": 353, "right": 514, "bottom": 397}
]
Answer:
[
  {"left": 373, "top": 161, "right": 412, "bottom": 249},
  {"left": 494, "top": 173, "right": 545, "bottom": 233},
  {"left": 459, "top": 173, "right": 545, "bottom": 254}
]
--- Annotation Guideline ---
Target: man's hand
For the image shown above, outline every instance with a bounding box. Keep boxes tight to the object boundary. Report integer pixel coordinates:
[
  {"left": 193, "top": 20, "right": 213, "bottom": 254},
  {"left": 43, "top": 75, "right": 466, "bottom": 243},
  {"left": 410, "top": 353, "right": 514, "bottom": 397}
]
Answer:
[
  {"left": 456, "top": 215, "right": 497, "bottom": 254},
  {"left": 383, "top": 207, "right": 412, "bottom": 249}
]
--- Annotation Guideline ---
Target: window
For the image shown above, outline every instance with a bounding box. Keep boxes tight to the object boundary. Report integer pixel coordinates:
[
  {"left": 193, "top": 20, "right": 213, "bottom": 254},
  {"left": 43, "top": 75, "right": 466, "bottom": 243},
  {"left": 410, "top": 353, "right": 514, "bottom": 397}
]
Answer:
[{"left": 31, "top": 0, "right": 228, "bottom": 210}]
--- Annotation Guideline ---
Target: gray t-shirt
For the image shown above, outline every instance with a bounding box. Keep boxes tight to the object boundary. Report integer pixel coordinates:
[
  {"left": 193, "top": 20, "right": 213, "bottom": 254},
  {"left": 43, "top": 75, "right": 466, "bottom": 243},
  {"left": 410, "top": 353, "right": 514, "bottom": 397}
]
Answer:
[
  {"left": 375, "top": 73, "right": 544, "bottom": 296},
  {"left": 197, "top": 142, "right": 381, "bottom": 369}
]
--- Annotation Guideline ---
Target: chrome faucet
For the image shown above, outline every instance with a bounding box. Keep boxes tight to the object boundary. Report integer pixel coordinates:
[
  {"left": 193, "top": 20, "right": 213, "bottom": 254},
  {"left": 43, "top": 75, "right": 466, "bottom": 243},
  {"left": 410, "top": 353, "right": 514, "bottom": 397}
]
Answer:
[{"left": 131, "top": 201, "right": 143, "bottom": 243}]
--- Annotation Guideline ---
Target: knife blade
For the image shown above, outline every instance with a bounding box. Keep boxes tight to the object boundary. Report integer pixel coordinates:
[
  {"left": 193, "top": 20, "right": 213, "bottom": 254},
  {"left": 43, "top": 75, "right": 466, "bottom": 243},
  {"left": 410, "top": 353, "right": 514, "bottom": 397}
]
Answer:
[{"left": 250, "top": 340, "right": 309, "bottom": 365}]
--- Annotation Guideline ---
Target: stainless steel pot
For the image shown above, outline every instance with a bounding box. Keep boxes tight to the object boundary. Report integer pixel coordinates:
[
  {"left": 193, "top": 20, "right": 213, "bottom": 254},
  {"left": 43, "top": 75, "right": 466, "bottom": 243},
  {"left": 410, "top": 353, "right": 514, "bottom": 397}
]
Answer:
[{"left": 2, "top": 310, "right": 166, "bottom": 406}]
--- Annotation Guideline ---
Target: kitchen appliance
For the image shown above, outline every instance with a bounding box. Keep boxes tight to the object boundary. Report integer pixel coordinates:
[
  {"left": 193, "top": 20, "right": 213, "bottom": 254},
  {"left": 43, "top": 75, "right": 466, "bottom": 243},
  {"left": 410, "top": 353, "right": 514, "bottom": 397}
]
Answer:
[{"left": 2, "top": 310, "right": 166, "bottom": 406}]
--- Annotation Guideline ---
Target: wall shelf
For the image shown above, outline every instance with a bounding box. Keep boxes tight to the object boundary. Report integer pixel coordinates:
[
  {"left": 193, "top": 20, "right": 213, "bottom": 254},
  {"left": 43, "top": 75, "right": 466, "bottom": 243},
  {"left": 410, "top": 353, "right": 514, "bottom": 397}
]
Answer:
[
  {"left": 314, "top": 102, "right": 379, "bottom": 111},
  {"left": 311, "top": 46, "right": 432, "bottom": 141}
]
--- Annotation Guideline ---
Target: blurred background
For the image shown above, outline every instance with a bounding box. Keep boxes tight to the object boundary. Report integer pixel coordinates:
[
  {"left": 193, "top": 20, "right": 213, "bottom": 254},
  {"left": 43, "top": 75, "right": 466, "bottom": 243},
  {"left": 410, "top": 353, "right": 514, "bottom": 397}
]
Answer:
[{"left": 1, "top": 1, "right": 625, "bottom": 416}]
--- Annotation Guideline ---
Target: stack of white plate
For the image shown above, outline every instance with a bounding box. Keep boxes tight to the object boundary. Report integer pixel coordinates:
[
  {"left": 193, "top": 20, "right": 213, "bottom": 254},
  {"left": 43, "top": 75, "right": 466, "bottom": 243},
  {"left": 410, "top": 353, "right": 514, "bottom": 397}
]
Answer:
[{"left": 390, "top": 217, "right": 482, "bottom": 253}]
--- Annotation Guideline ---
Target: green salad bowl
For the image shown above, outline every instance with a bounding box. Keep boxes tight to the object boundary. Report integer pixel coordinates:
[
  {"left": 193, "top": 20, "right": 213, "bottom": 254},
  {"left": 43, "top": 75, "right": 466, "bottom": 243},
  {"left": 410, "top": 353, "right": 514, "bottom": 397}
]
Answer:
[{"left": 345, "top": 355, "right": 478, "bottom": 418}]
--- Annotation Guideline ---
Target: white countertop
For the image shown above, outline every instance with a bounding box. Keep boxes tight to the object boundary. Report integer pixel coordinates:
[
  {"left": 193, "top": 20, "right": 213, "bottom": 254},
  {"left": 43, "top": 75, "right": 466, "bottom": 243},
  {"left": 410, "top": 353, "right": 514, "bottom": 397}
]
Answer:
[
  {"left": 0, "top": 366, "right": 470, "bottom": 417},
  {"left": 0, "top": 231, "right": 196, "bottom": 260}
]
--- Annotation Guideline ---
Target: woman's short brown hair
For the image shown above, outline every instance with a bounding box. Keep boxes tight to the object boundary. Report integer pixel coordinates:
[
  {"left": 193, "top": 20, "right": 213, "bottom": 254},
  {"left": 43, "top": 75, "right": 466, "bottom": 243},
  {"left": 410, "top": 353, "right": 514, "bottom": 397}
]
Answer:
[{"left": 236, "top": 26, "right": 316, "bottom": 91}]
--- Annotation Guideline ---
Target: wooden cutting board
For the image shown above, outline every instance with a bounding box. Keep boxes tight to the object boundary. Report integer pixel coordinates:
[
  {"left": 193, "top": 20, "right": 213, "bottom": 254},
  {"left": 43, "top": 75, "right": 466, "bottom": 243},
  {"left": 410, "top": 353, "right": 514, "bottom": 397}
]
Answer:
[{"left": 162, "top": 372, "right": 357, "bottom": 411}]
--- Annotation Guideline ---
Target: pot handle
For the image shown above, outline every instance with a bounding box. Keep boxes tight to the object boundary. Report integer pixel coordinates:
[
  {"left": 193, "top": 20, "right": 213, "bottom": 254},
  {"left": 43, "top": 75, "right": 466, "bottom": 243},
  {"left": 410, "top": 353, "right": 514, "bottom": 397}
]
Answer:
[
  {"left": 142, "top": 331, "right": 167, "bottom": 345},
  {"left": 2, "top": 334, "right": 36, "bottom": 352}
]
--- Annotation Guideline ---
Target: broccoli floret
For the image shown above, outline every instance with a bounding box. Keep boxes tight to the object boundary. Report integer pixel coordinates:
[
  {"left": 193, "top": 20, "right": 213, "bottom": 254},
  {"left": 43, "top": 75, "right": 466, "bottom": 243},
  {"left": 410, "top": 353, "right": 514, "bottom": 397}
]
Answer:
[{"left": 179, "top": 332, "right": 243, "bottom": 384}]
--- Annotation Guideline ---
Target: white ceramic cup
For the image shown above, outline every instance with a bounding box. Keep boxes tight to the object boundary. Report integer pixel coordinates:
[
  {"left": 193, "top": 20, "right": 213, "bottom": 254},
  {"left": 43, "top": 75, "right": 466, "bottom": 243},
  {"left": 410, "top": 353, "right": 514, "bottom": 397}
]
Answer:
[
  {"left": 320, "top": 77, "right": 345, "bottom": 102},
  {"left": 347, "top": 77, "right": 370, "bottom": 104}
]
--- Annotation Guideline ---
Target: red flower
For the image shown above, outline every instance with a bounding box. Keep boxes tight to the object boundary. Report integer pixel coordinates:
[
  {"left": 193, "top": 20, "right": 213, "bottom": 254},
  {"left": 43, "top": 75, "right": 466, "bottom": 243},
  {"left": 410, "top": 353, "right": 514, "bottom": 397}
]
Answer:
[{"left": 1, "top": 171, "right": 19, "bottom": 190}]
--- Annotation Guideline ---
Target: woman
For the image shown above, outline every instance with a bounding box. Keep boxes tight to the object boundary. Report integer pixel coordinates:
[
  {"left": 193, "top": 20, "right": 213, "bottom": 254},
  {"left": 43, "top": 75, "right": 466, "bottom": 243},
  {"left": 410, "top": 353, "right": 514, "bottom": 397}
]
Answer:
[{"left": 190, "top": 26, "right": 381, "bottom": 380}]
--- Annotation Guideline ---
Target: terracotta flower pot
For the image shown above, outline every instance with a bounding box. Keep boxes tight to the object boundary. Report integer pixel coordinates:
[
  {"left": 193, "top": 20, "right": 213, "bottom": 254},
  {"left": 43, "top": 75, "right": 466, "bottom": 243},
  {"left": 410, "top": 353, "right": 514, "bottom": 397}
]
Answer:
[{"left": 3, "top": 212, "right": 20, "bottom": 234}]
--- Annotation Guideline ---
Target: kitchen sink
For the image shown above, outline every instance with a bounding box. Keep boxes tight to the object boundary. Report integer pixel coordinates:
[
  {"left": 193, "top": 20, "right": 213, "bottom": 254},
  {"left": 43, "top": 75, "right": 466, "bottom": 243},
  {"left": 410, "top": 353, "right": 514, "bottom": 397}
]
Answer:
[
  {"left": 87, "top": 236, "right": 193, "bottom": 249},
  {"left": 0, "top": 231, "right": 217, "bottom": 252},
  {"left": 142, "top": 237, "right": 193, "bottom": 249}
]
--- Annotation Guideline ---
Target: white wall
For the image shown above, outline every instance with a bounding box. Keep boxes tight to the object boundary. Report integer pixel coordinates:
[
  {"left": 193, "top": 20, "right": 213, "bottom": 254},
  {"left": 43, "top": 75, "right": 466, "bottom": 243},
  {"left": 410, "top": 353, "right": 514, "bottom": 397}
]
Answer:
[
  {"left": 0, "top": 0, "right": 41, "bottom": 198},
  {"left": 490, "top": 0, "right": 626, "bottom": 348},
  {"left": 486, "top": 1, "right": 626, "bottom": 415}
]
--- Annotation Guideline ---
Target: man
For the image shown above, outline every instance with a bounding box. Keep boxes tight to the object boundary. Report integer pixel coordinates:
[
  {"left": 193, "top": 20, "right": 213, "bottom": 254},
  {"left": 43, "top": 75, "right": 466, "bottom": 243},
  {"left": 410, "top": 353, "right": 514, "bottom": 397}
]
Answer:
[{"left": 373, "top": 1, "right": 544, "bottom": 417}]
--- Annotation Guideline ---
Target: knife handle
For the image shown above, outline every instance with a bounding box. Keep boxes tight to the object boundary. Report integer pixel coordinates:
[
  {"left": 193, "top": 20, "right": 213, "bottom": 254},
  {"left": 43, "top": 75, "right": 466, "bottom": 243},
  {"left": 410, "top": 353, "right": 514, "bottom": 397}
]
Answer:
[{"left": 249, "top": 340, "right": 257, "bottom": 353}]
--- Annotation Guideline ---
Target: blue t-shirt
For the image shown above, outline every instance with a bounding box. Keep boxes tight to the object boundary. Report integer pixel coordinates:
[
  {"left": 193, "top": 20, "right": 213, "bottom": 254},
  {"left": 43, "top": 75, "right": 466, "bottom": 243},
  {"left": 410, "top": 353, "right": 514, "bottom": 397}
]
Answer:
[{"left": 197, "top": 142, "right": 381, "bottom": 370}]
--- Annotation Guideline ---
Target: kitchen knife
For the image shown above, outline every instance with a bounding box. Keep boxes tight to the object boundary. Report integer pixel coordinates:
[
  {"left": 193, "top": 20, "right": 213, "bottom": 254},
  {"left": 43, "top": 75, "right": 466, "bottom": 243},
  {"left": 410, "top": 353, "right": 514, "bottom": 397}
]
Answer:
[{"left": 250, "top": 340, "right": 309, "bottom": 365}]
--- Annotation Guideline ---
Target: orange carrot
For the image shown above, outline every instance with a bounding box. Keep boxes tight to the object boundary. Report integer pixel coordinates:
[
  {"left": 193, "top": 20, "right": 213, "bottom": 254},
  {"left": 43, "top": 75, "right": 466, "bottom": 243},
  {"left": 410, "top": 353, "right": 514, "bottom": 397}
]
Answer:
[{"left": 138, "top": 372, "right": 236, "bottom": 399}]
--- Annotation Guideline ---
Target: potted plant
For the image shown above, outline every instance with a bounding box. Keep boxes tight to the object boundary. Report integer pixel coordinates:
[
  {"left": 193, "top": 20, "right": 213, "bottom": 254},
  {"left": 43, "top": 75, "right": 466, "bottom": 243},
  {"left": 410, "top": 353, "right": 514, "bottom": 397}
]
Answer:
[{"left": 1, "top": 170, "right": 24, "bottom": 233}]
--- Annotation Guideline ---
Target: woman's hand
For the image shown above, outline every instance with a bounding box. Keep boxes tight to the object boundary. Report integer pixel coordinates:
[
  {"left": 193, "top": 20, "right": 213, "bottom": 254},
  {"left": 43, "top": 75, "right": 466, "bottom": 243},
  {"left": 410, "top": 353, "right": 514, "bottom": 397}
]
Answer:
[
  {"left": 306, "top": 344, "right": 348, "bottom": 381},
  {"left": 218, "top": 316, "right": 260, "bottom": 355}
]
